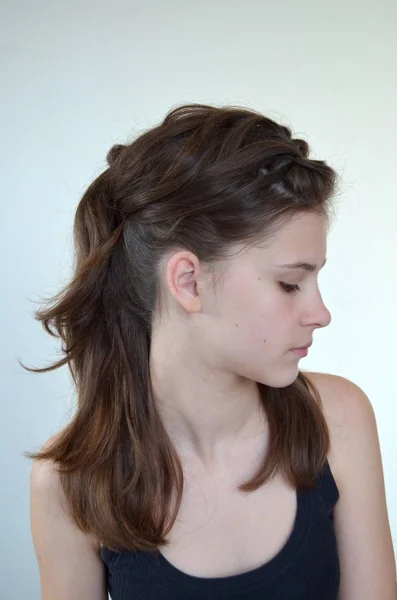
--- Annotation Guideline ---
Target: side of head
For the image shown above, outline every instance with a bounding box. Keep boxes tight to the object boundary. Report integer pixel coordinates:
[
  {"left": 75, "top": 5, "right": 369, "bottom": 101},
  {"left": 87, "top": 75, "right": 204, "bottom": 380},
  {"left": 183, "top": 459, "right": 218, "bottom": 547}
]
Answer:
[{"left": 98, "top": 104, "right": 337, "bottom": 389}]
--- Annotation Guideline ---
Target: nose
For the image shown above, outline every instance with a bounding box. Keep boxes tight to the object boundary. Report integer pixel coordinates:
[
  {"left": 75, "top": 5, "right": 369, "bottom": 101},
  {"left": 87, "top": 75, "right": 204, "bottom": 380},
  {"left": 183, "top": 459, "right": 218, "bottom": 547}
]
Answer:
[{"left": 301, "top": 291, "right": 332, "bottom": 329}]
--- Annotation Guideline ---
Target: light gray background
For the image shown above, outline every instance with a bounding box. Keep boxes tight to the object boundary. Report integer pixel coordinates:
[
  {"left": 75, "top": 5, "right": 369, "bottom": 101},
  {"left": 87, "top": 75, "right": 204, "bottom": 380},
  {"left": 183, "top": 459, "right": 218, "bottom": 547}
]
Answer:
[{"left": 2, "top": 1, "right": 396, "bottom": 598}]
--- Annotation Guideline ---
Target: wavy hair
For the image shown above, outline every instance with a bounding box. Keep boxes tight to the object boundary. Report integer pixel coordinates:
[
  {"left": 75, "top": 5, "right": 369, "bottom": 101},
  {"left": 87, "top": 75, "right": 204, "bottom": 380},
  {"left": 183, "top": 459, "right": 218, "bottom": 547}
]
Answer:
[{"left": 22, "top": 103, "right": 339, "bottom": 553}]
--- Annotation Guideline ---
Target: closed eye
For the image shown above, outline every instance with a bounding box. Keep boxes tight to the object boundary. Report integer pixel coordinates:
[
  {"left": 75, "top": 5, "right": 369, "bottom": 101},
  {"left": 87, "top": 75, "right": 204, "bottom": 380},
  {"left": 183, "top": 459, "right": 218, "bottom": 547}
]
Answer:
[{"left": 279, "top": 282, "right": 300, "bottom": 294}]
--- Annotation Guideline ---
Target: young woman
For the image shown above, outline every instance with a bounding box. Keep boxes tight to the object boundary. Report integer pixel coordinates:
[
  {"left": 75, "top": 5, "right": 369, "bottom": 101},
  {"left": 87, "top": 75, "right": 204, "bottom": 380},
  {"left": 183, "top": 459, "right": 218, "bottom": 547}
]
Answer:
[{"left": 26, "top": 103, "right": 396, "bottom": 599}]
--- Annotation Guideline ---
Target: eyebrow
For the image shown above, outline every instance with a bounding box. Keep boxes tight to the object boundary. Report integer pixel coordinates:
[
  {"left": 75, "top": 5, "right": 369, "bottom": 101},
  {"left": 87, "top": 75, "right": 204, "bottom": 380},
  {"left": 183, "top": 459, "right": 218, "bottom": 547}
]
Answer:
[{"left": 274, "top": 258, "right": 327, "bottom": 272}]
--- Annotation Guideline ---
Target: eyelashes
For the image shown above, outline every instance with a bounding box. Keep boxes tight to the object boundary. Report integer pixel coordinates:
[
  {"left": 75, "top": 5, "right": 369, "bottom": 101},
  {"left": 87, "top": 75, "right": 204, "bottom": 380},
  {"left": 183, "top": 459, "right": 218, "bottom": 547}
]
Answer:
[{"left": 279, "top": 282, "right": 300, "bottom": 294}]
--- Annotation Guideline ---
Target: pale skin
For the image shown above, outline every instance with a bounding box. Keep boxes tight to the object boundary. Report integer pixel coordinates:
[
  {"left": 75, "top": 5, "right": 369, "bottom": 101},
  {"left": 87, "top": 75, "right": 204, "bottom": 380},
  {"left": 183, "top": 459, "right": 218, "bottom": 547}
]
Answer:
[{"left": 30, "top": 212, "right": 396, "bottom": 598}]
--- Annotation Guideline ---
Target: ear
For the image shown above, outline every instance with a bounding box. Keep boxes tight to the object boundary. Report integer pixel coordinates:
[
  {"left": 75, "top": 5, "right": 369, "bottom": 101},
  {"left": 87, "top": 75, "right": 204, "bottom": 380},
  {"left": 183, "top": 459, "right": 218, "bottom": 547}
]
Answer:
[{"left": 166, "top": 250, "right": 204, "bottom": 313}]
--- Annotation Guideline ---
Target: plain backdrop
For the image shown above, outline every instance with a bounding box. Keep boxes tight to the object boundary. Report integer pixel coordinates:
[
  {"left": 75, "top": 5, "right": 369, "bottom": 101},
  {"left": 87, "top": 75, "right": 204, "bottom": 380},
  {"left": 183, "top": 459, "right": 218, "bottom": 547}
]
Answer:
[{"left": 1, "top": 1, "right": 396, "bottom": 598}]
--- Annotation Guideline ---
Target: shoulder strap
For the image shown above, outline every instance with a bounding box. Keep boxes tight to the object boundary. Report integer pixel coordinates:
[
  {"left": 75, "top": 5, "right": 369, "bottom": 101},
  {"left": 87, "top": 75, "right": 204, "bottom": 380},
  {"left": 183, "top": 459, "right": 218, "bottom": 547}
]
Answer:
[{"left": 316, "top": 460, "right": 340, "bottom": 515}]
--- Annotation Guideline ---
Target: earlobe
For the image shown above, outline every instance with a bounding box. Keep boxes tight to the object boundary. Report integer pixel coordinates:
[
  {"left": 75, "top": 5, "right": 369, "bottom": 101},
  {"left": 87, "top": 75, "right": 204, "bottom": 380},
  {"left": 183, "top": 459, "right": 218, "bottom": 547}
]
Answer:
[{"left": 166, "top": 251, "right": 202, "bottom": 313}]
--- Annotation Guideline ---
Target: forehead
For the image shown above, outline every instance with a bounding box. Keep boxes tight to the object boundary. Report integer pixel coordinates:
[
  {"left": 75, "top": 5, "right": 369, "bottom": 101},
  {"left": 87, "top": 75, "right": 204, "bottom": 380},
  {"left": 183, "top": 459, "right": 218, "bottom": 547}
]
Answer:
[
  {"left": 265, "top": 211, "right": 327, "bottom": 254},
  {"left": 233, "top": 211, "right": 328, "bottom": 268}
]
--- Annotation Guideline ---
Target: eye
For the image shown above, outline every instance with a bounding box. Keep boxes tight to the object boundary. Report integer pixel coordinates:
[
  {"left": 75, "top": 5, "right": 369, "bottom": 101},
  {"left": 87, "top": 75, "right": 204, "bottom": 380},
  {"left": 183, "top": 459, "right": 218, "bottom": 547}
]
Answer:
[{"left": 279, "top": 282, "right": 300, "bottom": 294}]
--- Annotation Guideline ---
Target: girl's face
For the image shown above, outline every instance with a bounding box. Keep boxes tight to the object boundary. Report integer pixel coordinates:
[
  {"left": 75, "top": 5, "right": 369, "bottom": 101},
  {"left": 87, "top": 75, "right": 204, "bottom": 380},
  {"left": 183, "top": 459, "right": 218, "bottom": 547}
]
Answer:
[{"left": 200, "top": 211, "right": 331, "bottom": 388}]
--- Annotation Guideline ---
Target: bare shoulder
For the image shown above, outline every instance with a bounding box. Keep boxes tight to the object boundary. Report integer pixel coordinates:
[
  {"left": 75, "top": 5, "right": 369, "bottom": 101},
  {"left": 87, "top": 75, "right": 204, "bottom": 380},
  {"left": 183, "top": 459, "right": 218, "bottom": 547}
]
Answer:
[
  {"left": 30, "top": 434, "right": 100, "bottom": 552},
  {"left": 303, "top": 372, "right": 397, "bottom": 598},
  {"left": 30, "top": 436, "right": 106, "bottom": 600},
  {"left": 303, "top": 371, "right": 375, "bottom": 481},
  {"left": 303, "top": 370, "right": 374, "bottom": 423},
  {"left": 30, "top": 436, "right": 65, "bottom": 517},
  {"left": 30, "top": 436, "right": 63, "bottom": 499},
  {"left": 30, "top": 436, "right": 84, "bottom": 539}
]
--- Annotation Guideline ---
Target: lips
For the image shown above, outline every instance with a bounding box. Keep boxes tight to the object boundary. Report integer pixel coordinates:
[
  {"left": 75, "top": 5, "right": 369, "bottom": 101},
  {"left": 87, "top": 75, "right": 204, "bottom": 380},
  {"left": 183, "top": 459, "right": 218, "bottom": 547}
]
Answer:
[{"left": 292, "top": 341, "right": 312, "bottom": 350}]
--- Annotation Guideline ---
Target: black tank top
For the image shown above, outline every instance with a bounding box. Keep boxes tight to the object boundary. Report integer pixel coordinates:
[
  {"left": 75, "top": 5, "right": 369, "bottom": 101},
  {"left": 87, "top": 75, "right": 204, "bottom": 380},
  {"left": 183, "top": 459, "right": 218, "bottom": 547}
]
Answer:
[{"left": 101, "top": 459, "right": 340, "bottom": 599}]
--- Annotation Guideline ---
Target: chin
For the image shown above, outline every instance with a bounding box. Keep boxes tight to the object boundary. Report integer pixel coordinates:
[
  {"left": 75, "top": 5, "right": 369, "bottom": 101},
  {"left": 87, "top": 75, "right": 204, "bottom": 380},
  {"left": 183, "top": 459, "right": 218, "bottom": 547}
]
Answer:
[{"left": 258, "top": 367, "right": 299, "bottom": 389}]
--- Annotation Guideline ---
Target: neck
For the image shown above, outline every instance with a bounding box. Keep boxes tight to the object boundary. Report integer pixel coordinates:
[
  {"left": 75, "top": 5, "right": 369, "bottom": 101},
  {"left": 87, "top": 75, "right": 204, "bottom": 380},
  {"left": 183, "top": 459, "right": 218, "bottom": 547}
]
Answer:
[{"left": 149, "top": 327, "right": 268, "bottom": 470}]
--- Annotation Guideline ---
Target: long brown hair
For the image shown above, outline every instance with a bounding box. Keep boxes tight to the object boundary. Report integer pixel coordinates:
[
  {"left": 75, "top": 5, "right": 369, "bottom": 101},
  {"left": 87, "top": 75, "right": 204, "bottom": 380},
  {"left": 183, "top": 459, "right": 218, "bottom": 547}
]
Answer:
[{"left": 22, "top": 103, "right": 339, "bottom": 553}]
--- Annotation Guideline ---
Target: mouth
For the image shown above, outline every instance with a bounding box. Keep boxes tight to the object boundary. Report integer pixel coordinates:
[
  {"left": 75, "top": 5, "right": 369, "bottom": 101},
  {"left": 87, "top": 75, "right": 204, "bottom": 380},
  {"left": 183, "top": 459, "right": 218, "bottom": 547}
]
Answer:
[
  {"left": 289, "top": 341, "right": 312, "bottom": 358},
  {"left": 291, "top": 341, "right": 312, "bottom": 351},
  {"left": 290, "top": 347, "right": 309, "bottom": 357}
]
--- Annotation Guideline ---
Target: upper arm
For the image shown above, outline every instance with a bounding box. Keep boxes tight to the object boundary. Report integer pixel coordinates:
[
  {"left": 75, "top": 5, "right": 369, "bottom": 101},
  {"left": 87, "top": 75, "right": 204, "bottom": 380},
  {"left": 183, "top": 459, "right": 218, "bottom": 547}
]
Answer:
[
  {"left": 30, "top": 445, "right": 108, "bottom": 600},
  {"left": 308, "top": 373, "right": 397, "bottom": 599}
]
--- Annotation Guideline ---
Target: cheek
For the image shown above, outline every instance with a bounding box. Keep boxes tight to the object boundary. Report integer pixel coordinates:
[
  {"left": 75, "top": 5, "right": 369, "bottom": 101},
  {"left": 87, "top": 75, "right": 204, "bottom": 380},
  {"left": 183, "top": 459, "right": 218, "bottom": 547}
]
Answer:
[
  {"left": 232, "top": 301, "right": 295, "bottom": 350},
  {"left": 218, "top": 279, "right": 296, "bottom": 346}
]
